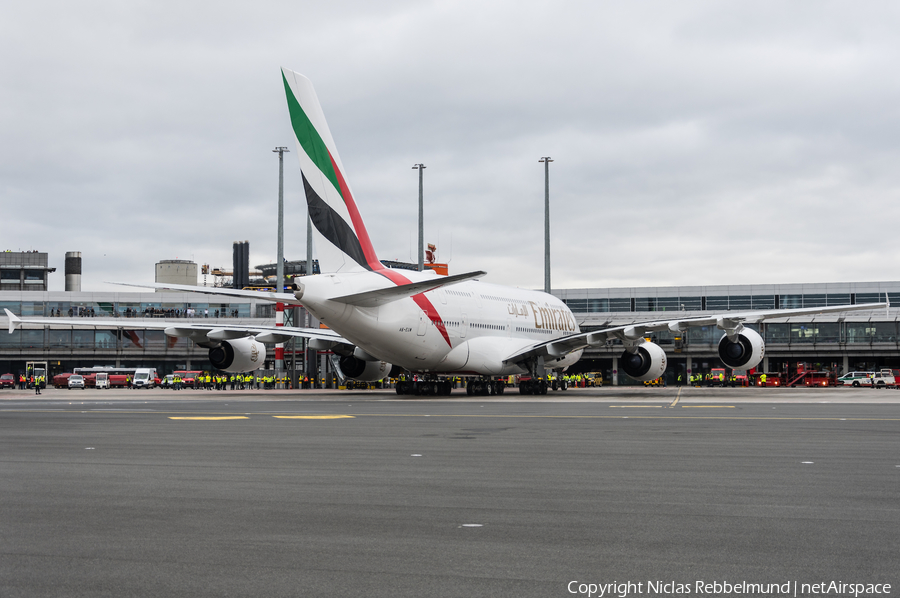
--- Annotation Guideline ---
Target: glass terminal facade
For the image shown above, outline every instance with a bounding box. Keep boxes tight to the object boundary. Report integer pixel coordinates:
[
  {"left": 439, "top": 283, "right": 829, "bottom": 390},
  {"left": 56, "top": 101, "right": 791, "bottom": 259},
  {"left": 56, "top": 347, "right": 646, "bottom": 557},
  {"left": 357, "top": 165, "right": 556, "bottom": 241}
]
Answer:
[{"left": 2, "top": 281, "right": 900, "bottom": 385}]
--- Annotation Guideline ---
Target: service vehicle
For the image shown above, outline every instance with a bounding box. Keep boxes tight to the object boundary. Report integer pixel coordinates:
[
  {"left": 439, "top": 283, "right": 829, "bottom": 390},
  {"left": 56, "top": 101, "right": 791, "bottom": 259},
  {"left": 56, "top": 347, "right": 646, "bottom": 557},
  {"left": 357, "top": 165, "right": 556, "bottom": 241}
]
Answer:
[
  {"left": 859, "top": 369, "right": 896, "bottom": 388},
  {"left": 174, "top": 370, "right": 203, "bottom": 388},
  {"left": 132, "top": 368, "right": 158, "bottom": 388},
  {"left": 26, "top": 361, "right": 48, "bottom": 389},
  {"left": 0, "top": 373, "right": 14, "bottom": 389},
  {"left": 95, "top": 372, "right": 110, "bottom": 389},
  {"left": 793, "top": 371, "right": 836, "bottom": 387},
  {"left": 837, "top": 371, "right": 875, "bottom": 387},
  {"left": 108, "top": 374, "right": 128, "bottom": 388},
  {"left": 750, "top": 372, "right": 784, "bottom": 386},
  {"left": 52, "top": 373, "right": 73, "bottom": 388},
  {"left": 68, "top": 375, "right": 85, "bottom": 390},
  {"left": 707, "top": 368, "right": 728, "bottom": 387}
]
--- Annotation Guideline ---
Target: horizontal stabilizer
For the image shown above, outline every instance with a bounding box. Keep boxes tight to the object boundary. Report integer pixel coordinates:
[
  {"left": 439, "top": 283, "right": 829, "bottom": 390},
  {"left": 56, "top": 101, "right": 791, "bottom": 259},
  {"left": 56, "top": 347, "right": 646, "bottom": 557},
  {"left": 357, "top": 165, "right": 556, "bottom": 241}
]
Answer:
[
  {"left": 5, "top": 309, "right": 20, "bottom": 334},
  {"left": 107, "top": 281, "right": 301, "bottom": 304},
  {"left": 331, "top": 271, "right": 487, "bottom": 307}
]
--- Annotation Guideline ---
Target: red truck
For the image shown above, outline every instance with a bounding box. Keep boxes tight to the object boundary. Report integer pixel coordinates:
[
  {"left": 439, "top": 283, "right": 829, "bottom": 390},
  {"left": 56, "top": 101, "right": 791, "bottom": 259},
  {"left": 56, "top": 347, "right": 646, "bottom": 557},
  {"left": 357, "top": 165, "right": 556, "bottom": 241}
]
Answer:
[
  {"left": 174, "top": 370, "right": 203, "bottom": 389},
  {"left": 750, "top": 372, "right": 784, "bottom": 387}
]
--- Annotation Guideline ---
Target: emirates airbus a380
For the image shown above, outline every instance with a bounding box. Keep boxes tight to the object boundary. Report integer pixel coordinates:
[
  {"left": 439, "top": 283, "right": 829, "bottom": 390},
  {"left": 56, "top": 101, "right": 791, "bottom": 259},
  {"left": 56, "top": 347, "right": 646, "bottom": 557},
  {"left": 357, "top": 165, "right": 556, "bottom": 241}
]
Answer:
[{"left": 5, "top": 68, "right": 887, "bottom": 395}]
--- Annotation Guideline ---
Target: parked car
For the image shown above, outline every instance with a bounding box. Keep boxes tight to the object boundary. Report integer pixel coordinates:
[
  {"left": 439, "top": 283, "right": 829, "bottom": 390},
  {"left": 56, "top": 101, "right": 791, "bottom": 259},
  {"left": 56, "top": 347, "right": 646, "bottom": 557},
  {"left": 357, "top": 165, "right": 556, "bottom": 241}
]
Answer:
[
  {"left": 68, "top": 375, "right": 85, "bottom": 390},
  {"left": 0, "top": 373, "right": 15, "bottom": 389}
]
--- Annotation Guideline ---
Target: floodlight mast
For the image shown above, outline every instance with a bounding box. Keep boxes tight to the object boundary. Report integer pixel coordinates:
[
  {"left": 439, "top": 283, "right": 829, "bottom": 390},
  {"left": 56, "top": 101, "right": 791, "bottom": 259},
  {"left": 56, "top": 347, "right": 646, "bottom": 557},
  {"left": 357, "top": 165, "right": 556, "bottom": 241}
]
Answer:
[
  {"left": 412, "top": 164, "right": 426, "bottom": 271},
  {"left": 539, "top": 157, "right": 553, "bottom": 294},
  {"left": 273, "top": 146, "right": 290, "bottom": 292},
  {"left": 273, "top": 146, "right": 289, "bottom": 380}
]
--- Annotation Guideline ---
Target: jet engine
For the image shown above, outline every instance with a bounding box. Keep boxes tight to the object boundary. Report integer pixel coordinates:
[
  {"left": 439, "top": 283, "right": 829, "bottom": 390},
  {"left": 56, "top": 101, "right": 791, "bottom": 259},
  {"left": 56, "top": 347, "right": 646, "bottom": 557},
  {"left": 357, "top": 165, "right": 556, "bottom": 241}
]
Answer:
[
  {"left": 717, "top": 327, "right": 765, "bottom": 370},
  {"left": 620, "top": 342, "right": 667, "bottom": 382},
  {"left": 338, "top": 355, "right": 394, "bottom": 382},
  {"left": 208, "top": 337, "right": 266, "bottom": 372}
]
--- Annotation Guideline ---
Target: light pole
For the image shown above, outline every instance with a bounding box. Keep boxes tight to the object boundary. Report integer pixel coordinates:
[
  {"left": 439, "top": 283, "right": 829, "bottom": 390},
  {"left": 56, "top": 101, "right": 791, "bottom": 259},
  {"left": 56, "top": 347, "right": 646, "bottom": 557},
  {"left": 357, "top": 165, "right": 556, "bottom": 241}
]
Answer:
[
  {"left": 273, "top": 146, "right": 289, "bottom": 383},
  {"left": 305, "top": 188, "right": 316, "bottom": 387},
  {"left": 273, "top": 147, "right": 289, "bottom": 292},
  {"left": 539, "top": 157, "right": 553, "bottom": 294},
  {"left": 412, "top": 164, "right": 426, "bottom": 271}
]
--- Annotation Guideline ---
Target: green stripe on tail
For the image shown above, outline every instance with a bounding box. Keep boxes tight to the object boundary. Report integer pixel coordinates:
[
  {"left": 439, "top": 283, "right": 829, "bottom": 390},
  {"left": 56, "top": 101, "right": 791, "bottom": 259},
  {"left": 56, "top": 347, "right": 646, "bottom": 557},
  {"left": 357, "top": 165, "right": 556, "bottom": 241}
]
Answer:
[{"left": 282, "top": 72, "right": 342, "bottom": 200}]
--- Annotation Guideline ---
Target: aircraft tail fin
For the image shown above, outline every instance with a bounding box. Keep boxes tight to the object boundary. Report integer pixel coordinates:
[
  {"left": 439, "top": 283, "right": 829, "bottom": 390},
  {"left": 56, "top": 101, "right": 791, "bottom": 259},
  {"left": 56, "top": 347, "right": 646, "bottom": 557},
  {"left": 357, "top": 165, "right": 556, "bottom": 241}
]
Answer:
[{"left": 282, "top": 68, "right": 381, "bottom": 275}]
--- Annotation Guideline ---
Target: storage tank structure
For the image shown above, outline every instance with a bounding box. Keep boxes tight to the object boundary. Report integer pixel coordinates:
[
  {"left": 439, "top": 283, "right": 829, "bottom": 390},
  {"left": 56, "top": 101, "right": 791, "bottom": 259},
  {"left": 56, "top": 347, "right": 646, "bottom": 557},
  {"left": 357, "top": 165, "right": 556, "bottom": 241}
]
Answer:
[
  {"left": 155, "top": 259, "right": 198, "bottom": 290},
  {"left": 65, "top": 251, "right": 82, "bottom": 292}
]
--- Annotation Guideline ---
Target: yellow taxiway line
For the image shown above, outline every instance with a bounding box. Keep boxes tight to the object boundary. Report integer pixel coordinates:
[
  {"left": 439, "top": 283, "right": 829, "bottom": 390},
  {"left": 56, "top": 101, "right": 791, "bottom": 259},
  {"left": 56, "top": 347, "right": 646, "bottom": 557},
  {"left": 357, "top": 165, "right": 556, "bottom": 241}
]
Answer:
[
  {"left": 669, "top": 388, "right": 682, "bottom": 408},
  {"left": 273, "top": 415, "right": 355, "bottom": 419}
]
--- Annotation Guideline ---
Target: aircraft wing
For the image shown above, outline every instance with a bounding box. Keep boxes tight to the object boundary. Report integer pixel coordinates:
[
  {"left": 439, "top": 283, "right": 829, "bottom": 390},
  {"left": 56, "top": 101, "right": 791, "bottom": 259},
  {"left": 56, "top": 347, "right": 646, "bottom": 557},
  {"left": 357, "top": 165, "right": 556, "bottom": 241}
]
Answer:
[
  {"left": 4, "top": 308, "right": 344, "bottom": 345},
  {"left": 106, "top": 281, "right": 302, "bottom": 304},
  {"left": 502, "top": 302, "right": 889, "bottom": 366}
]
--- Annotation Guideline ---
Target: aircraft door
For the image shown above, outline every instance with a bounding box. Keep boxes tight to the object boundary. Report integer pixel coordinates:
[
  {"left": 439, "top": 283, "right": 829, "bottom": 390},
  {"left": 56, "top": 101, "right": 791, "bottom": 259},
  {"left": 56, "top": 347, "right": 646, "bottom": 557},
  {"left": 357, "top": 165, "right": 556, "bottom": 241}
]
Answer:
[
  {"left": 417, "top": 311, "right": 427, "bottom": 336},
  {"left": 461, "top": 314, "right": 468, "bottom": 338}
]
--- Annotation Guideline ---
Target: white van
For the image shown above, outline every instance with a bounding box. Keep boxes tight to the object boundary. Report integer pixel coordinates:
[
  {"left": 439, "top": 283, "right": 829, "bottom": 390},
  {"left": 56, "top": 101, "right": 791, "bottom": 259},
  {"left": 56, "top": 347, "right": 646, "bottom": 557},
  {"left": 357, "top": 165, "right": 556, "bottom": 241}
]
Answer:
[
  {"left": 133, "top": 368, "right": 158, "bottom": 388},
  {"left": 95, "top": 372, "right": 110, "bottom": 389},
  {"left": 837, "top": 371, "right": 874, "bottom": 387}
]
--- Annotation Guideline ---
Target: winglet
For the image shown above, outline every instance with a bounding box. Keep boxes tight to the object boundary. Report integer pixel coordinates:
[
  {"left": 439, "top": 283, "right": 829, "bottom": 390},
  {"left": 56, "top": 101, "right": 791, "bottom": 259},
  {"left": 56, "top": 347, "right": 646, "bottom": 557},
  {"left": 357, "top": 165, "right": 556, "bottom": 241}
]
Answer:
[{"left": 4, "top": 309, "right": 20, "bottom": 334}]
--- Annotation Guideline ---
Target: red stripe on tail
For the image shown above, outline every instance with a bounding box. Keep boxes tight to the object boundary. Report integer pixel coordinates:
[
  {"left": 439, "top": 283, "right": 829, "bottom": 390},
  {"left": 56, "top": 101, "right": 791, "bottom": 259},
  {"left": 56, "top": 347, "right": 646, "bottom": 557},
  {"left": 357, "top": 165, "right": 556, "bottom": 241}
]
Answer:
[{"left": 329, "top": 152, "right": 383, "bottom": 272}]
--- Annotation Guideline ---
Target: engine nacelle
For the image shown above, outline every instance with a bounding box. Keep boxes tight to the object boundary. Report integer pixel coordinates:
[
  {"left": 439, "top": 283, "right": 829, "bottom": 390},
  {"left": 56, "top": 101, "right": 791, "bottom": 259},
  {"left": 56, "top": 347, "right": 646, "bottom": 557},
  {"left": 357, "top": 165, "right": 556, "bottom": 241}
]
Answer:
[
  {"left": 208, "top": 337, "right": 266, "bottom": 372},
  {"left": 717, "top": 327, "right": 765, "bottom": 370},
  {"left": 620, "top": 342, "right": 667, "bottom": 382},
  {"left": 338, "top": 355, "right": 393, "bottom": 382}
]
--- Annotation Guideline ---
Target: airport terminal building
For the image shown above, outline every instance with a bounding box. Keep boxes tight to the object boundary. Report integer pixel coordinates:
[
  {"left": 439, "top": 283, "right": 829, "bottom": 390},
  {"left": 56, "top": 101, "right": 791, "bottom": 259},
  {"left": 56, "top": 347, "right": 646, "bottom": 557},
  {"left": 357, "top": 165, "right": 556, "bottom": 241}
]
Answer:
[{"left": 2, "top": 280, "right": 900, "bottom": 385}]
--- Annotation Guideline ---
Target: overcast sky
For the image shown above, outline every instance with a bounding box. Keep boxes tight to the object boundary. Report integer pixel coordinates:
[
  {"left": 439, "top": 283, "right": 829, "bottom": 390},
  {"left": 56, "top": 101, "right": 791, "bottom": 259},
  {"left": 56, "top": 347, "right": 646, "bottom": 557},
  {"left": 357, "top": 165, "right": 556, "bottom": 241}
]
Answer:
[{"left": 3, "top": 1, "right": 900, "bottom": 293}]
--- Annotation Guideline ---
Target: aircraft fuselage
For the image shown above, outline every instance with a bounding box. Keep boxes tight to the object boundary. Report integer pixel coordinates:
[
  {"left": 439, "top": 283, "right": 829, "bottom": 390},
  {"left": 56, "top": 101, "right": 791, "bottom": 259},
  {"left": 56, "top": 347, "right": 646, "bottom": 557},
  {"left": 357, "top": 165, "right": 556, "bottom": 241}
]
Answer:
[{"left": 297, "top": 269, "right": 583, "bottom": 375}]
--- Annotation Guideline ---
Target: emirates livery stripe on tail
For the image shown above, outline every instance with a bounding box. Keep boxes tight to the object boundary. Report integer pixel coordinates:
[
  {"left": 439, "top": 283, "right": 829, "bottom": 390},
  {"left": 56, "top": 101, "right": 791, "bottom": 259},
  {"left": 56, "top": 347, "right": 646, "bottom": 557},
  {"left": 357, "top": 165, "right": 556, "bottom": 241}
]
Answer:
[
  {"left": 301, "top": 174, "right": 374, "bottom": 271},
  {"left": 282, "top": 68, "right": 451, "bottom": 347},
  {"left": 282, "top": 70, "right": 381, "bottom": 272}
]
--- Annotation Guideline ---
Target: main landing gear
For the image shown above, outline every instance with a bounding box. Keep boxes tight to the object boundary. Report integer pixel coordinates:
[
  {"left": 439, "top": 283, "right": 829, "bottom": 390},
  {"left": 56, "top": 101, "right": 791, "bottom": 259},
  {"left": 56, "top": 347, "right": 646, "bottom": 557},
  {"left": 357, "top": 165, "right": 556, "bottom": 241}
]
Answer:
[
  {"left": 396, "top": 378, "right": 453, "bottom": 396},
  {"left": 518, "top": 379, "right": 548, "bottom": 395},
  {"left": 518, "top": 375, "right": 567, "bottom": 395},
  {"left": 466, "top": 379, "right": 506, "bottom": 396},
  {"left": 550, "top": 378, "right": 568, "bottom": 392}
]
